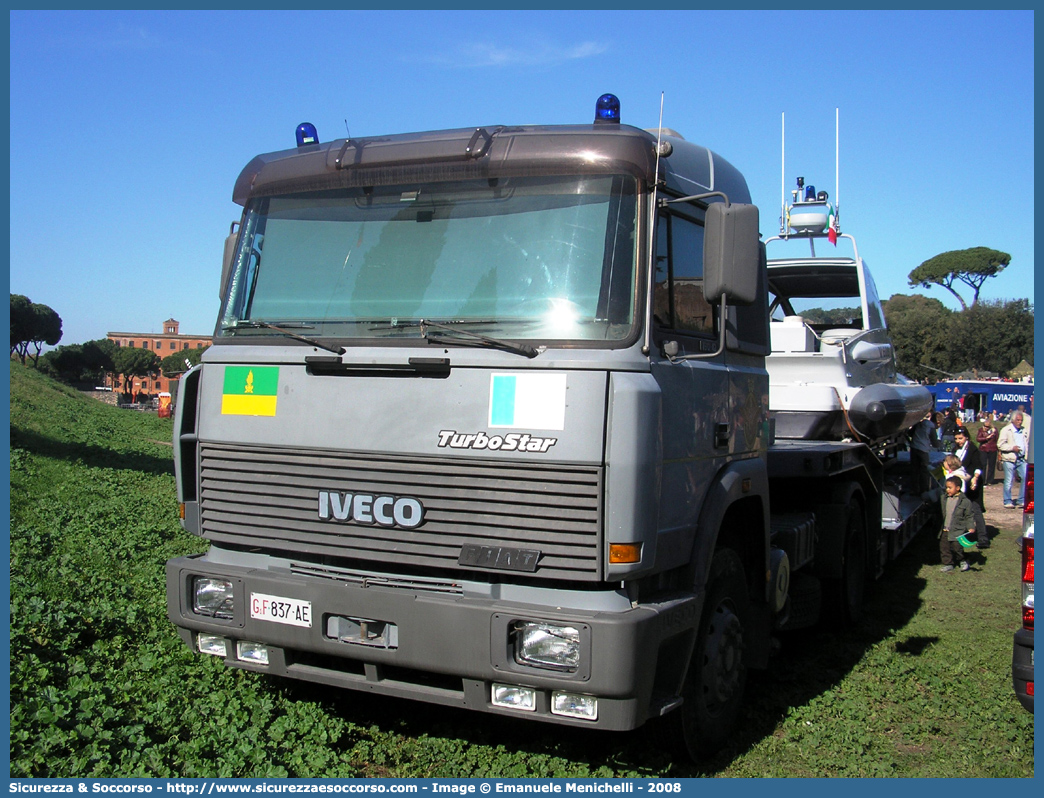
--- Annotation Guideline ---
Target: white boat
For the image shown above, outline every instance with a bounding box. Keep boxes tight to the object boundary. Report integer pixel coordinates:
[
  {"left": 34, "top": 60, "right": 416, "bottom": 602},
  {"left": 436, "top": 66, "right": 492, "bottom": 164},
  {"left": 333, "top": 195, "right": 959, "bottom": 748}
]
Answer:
[{"left": 765, "top": 181, "right": 931, "bottom": 442}]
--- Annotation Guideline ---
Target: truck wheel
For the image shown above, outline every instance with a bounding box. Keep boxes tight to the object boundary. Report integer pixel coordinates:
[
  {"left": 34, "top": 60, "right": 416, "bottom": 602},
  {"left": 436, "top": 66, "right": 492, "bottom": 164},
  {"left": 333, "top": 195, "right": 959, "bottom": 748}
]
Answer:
[
  {"left": 825, "top": 502, "right": 867, "bottom": 625},
  {"left": 668, "top": 547, "right": 750, "bottom": 760}
]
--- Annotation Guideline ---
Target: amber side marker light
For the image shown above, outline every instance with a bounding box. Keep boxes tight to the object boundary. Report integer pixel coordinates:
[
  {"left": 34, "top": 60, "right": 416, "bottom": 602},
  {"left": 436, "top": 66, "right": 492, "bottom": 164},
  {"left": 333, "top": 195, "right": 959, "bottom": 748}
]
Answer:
[
  {"left": 179, "top": 503, "right": 186, "bottom": 520},
  {"left": 609, "top": 543, "right": 641, "bottom": 564}
]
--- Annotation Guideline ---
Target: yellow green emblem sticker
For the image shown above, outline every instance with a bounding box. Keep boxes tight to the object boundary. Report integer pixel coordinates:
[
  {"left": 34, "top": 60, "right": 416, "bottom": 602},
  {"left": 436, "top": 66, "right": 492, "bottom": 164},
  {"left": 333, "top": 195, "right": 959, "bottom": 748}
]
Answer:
[{"left": 222, "top": 366, "right": 279, "bottom": 416}]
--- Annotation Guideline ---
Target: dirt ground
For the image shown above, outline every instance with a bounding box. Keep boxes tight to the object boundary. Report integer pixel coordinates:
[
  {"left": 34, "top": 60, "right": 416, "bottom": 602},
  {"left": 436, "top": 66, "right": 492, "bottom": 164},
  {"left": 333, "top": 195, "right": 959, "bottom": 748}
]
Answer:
[{"left": 981, "top": 472, "right": 1028, "bottom": 536}]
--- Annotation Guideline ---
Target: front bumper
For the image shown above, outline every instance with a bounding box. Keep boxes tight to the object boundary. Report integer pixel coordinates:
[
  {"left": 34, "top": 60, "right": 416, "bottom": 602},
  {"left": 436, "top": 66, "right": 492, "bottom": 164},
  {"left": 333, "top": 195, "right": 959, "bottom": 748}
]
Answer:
[
  {"left": 166, "top": 554, "right": 703, "bottom": 730},
  {"left": 1012, "top": 627, "right": 1034, "bottom": 712}
]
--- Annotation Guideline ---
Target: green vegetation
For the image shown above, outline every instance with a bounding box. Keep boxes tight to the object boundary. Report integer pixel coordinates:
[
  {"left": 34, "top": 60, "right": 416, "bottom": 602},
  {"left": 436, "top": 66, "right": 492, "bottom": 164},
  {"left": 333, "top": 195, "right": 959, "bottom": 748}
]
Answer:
[
  {"left": 111, "top": 345, "right": 161, "bottom": 394},
  {"left": 9, "top": 365, "right": 1034, "bottom": 778},
  {"left": 908, "top": 246, "right": 1011, "bottom": 310},
  {"left": 883, "top": 295, "right": 1032, "bottom": 382},
  {"left": 40, "top": 338, "right": 118, "bottom": 387},
  {"left": 159, "top": 345, "right": 208, "bottom": 379},
  {"left": 10, "top": 293, "right": 63, "bottom": 366}
]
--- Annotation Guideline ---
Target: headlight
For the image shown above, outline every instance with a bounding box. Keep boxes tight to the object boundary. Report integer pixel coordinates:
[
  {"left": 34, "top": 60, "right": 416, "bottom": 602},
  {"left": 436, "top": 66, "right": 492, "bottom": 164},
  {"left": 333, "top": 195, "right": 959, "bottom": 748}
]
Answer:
[
  {"left": 513, "top": 621, "right": 580, "bottom": 672},
  {"left": 193, "top": 577, "right": 234, "bottom": 619}
]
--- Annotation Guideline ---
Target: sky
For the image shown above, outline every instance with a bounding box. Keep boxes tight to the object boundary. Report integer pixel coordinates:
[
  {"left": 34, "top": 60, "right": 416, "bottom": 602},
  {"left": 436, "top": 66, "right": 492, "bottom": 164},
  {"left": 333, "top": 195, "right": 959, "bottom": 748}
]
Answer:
[{"left": 8, "top": 9, "right": 1035, "bottom": 347}]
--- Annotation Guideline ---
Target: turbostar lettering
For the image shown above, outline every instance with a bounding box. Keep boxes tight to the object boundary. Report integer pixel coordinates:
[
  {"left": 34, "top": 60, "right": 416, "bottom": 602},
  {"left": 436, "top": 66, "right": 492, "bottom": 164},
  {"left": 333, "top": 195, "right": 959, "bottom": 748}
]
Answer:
[{"left": 437, "top": 430, "right": 558, "bottom": 453}]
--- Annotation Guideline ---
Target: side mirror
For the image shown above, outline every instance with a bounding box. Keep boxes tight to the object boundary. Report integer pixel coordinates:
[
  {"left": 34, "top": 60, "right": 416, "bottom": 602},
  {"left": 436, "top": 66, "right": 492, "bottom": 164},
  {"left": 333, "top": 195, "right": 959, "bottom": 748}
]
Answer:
[
  {"left": 219, "top": 222, "right": 239, "bottom": 300},
  {"left": 704, "top": 203, "right": 759, "bottom": 305}
]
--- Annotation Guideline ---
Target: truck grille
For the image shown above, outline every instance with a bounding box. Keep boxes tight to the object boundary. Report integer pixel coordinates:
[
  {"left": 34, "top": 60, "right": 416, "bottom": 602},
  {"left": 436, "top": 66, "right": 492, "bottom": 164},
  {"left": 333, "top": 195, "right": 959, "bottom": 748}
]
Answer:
[{"left": 198, "top": 442, "right": 604, "bottom": 581}]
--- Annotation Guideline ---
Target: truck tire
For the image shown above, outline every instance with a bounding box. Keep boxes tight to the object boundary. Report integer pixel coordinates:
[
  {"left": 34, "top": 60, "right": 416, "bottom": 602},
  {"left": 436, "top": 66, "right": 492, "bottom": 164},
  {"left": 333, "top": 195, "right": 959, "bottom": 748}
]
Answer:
[
  {"left": 824, "top": 500, "right": 868, "bottom": 625},
  {"left": 666, "top": 547, "right": 750, "bottom": 760}
]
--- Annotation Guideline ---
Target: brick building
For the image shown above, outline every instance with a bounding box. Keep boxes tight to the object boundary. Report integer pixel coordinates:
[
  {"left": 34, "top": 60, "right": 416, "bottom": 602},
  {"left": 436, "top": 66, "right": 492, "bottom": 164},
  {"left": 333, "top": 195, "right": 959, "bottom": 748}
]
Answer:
[{"left": 107, "top": 318, "right": 211, "bottom": 395}]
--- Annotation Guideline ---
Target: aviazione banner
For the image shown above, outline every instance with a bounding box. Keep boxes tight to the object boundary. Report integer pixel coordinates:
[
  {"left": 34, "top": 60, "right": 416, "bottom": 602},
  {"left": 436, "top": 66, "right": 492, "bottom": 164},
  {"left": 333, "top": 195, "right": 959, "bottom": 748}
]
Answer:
[{"left": 926, "top": 380, "right": 1033, "bottom": 416}]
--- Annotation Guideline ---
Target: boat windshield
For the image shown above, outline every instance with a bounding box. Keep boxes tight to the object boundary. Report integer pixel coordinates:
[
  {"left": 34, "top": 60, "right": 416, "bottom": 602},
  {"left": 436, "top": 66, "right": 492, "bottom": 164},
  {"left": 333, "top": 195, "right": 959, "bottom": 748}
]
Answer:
[
  {"left": 767, "top": 262, "right": 864, "bottom": 326},
  {"left": 218, "top": 174, "right": 638, "bottom": 344},
  {"left": 767, "top": 260, "right": 886, "bottom": 331}
]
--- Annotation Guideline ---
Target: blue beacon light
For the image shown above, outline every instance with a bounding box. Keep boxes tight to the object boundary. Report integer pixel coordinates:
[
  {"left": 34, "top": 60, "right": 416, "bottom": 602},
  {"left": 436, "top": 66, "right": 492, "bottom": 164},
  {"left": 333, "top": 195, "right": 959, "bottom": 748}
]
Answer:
[
  {"left": 594, "top": 94, "right": 621, "bottom": 124},
  {"left": 296, "top": 122, "right": 319, "bottom": 147},
  {"left": 804, "top": 185, "right": 817, "bottom": 202}
]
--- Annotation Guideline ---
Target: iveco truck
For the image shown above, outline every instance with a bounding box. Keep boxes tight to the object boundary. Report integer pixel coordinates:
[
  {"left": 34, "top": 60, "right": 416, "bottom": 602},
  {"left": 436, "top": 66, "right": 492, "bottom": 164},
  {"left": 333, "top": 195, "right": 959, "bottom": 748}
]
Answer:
[{"left": 166, "top": 95, "right": 935, "bottom": 759}]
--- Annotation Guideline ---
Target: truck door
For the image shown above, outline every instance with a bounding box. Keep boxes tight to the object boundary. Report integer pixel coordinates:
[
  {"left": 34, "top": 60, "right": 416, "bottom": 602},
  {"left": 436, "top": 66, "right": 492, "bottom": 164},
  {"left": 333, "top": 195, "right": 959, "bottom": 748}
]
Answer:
[{"left": 649, "top": 207, "right": 731, "bottom": 544}]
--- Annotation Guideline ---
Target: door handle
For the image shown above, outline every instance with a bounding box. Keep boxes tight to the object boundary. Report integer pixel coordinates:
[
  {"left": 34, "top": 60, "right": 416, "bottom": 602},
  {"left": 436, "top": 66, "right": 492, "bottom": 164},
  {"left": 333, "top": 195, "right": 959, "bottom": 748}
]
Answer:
[{"left": 714, "top": 423, "right": 730, "bottom": 449}]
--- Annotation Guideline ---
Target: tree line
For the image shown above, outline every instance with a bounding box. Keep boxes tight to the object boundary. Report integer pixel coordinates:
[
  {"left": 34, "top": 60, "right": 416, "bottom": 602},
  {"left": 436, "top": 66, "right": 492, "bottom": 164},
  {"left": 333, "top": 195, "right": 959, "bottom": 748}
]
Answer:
[
  {"left": 40, "top": 338, "right": 208, "bottom": 395},
  {"left": 883, "top": 294, "right": 1033, "bottom": 383},
  {"left": 11, "top": 294, "right": 207, "bottom": 395},
  {"left": 10, "top": 294, "right": 62, "bottom": 366}
]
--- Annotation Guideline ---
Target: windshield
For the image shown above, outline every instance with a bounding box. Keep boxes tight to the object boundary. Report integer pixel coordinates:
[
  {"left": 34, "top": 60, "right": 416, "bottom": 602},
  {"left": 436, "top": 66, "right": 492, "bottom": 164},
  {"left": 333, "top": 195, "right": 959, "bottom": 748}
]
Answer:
[
  {"left": 219, "top": 175, "right": 638, "bottom": 344},
  {"left": 767, "top": 263, "right": 864, "bottom": 326},
  {"left": 766, "top": 261, "right": 889, "bottom": 332}
]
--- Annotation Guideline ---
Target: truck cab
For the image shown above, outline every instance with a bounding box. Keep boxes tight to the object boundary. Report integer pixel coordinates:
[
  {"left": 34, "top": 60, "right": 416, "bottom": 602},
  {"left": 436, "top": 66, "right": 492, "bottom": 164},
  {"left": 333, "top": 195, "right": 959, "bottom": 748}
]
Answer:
[
  {"left": 166, "top": 98, "right": 936, "bottom": 759},
  {"left": 167, "top": 97, "right": 772, "bottom": 757}
]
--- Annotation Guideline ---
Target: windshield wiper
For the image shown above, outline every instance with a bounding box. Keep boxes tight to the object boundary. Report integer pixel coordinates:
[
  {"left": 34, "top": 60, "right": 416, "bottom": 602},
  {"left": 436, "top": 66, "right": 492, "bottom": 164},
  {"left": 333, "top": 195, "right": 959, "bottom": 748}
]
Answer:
[
  {"left": 420, "top": 319, "right": 539, "bottom": 358},
  {"left": 223, "top": 320, "right": 346, "bottom": 355},
  {"left": 367, "top": 318, "right": 499, "bottom": 331},
  {"left": 223, "top": 318, "right": 536, "bottom": 358}
]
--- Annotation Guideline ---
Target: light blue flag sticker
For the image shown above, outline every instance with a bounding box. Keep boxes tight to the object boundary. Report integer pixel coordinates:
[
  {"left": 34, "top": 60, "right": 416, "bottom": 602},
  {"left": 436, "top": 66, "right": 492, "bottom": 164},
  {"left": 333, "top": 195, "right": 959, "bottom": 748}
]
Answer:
[{"left": 489, "top": 373, "right": 567, "bottom": 430}]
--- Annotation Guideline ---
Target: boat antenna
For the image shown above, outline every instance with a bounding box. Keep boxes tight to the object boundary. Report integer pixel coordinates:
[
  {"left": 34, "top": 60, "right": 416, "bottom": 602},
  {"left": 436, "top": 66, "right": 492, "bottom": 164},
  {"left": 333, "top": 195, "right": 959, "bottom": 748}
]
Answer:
[
  {"left": 834, "top": 107, "right": 840, "bottom": 228},
  {"left": 780, "top": 112, "right": 786, "bottom": 235}
]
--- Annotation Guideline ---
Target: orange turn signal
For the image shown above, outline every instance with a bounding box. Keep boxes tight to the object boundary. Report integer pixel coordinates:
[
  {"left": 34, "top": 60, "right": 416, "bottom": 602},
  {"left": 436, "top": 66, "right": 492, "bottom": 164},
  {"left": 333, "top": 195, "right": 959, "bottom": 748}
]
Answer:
[
  {"left": 609, "top": 543, "right": 642, "bottom": 564},
  {"left": 179, "top": 503, "right": 186, "bottom": 520}
]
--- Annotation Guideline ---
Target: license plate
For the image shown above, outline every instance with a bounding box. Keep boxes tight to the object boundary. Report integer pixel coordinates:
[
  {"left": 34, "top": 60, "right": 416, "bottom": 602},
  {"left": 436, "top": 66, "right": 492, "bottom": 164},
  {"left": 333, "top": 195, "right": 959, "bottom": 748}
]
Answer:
[{"left": 250, "top": 592, "right": 312, "bottom": 628}]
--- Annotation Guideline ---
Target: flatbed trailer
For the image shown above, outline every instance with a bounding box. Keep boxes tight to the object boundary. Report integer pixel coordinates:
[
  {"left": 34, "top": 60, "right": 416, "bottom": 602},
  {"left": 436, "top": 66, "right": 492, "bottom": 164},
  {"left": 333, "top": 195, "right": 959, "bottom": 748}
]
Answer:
[{"left": 766, "top": 437, "right": 937, "bottom": 629}]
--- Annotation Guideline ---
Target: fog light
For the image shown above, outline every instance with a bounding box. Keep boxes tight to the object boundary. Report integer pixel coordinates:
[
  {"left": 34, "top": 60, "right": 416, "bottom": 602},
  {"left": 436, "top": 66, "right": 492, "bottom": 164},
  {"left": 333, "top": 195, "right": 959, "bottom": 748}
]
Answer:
[
  {"left": 193, "top": 577, "right": 234, "bottom": 619},
  {"left": 551, "top": 691, "right": 598, "bottom": 720},
  {"left": 197, "top": 633, "right": 227, "bottom": 657},
  {"left": 236, "top": 640, "right": 269, "bottom": 665},
  {"left": 491, "top": 683, "right": 537, "bottom": 711},
  {"left": 514, "top": 622, "right": 580, "bottom": 672}
]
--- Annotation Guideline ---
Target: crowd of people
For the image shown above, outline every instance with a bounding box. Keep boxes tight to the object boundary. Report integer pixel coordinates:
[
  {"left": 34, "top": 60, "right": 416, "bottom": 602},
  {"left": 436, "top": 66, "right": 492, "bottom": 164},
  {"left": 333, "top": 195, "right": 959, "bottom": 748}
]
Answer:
[{"left": 913, "top": 405, "right": 1031, "bottom": 573}]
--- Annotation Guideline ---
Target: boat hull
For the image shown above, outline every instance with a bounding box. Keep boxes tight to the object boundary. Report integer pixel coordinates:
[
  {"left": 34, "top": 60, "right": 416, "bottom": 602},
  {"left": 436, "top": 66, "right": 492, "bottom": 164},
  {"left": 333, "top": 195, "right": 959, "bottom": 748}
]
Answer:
[
  {"left": 848, "top": 382, "right": 933, "bottom": 439},
  {"left": 772, "top": 382, "right": 932, "bottom": 442}
]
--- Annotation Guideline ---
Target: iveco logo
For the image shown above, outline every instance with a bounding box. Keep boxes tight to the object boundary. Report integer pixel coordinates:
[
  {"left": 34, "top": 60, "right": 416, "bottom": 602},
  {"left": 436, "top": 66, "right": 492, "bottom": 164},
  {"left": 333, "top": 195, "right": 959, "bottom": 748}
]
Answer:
[{"left": 318, "top": 491, "right": 424, "bottom": 529}]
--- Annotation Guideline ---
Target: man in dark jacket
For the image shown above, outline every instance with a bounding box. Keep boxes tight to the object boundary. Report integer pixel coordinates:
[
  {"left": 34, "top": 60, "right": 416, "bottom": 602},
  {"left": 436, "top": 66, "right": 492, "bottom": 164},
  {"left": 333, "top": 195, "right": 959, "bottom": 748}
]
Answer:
[
  {"left": 953, "top": 427, "right": 988, "bottom": 548},
  {"left": 940, "top": 408, "right": 960, "bottom": 450},
  {"left": 954, "top": 428, "right": 984, "bottom": 499}
]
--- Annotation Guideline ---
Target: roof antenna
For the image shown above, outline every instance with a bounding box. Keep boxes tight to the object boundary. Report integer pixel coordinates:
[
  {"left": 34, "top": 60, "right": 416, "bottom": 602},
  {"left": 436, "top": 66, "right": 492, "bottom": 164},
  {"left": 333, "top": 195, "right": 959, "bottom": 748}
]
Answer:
[
  {"left": 334, "top": 119, "right": 357, "bottom": 169},
  {"left": 653, "top": 92, "right": 665, "bottom": 184},
  {"left": 834, "top": 107, "right": 840, "bottom": 233},
  {"left": 780, "top": 112, "right": 786, "bottom": 235},
  {"left": 642, "top": 92, "right": 666, "bottom": 357}
]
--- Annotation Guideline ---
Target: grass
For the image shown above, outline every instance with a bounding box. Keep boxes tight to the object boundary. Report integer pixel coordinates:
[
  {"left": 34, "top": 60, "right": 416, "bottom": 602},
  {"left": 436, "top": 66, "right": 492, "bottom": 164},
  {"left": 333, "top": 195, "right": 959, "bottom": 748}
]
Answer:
[{"left": 8, "top": 364, "right": 1034, "bottom": 778}]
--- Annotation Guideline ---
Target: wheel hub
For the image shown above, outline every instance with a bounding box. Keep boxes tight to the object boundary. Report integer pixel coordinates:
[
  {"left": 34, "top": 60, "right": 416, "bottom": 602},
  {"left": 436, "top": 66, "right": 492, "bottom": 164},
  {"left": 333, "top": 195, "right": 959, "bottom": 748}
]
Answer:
[{"left": 702, "top": 601, "right": 745, "bottom": 708}]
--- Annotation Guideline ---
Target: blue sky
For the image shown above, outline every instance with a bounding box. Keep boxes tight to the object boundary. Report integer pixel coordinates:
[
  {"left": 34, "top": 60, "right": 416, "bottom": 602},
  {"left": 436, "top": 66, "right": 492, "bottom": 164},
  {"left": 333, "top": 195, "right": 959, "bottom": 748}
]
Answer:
[{"left": 9, "top": 9, "right": 1035, "bottom": 346}]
